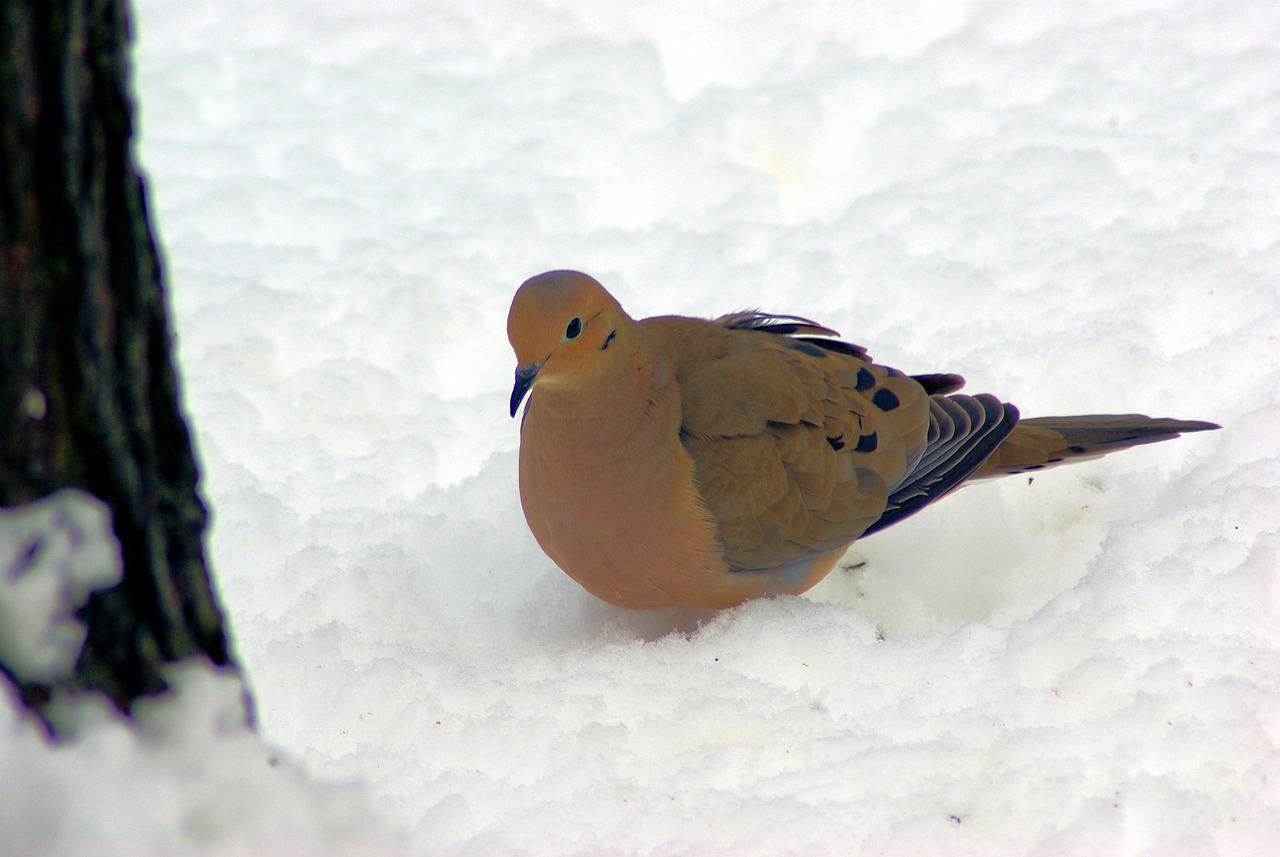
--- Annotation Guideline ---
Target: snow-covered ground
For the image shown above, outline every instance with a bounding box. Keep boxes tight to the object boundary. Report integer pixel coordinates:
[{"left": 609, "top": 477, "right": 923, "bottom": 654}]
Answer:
[{"left": 4, "top": 0, "right": 1279, "bottom": 853}]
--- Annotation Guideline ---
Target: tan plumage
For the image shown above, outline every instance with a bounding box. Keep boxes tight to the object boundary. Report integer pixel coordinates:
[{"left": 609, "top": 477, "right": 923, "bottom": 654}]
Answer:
[{"left": 507, "top": 270, "right": 1218, "bottom": 610}]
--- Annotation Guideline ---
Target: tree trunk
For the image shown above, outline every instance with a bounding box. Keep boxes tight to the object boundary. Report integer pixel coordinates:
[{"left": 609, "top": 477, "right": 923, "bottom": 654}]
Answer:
[{"left": 0, "top": 0, "right": 239, "bottom": 732}]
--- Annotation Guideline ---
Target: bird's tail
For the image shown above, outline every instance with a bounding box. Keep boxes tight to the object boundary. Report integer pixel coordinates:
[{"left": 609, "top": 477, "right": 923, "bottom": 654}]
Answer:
[{"left": 971, "top": 415, "right": 1219, "bottom": 479}]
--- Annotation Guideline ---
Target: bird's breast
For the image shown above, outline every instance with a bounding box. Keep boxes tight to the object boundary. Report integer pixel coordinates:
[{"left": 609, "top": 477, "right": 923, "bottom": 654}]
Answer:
[{"left": 517, "top": 386, "right": 771, "bottom": 609}]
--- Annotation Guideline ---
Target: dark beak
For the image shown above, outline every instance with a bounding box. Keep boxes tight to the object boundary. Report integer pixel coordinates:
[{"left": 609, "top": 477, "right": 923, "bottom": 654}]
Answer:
[{"left": 510, "top": 364, "right": 539, "bottom": 417}]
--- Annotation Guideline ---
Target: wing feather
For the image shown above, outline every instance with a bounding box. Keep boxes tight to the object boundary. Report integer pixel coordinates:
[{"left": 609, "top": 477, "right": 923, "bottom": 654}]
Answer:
[{"left": 647, "top": 315, "right": 930, "bottom": 571}]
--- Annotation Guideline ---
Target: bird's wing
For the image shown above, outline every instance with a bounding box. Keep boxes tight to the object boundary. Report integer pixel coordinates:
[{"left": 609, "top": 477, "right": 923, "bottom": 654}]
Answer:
[
  {"left": 644, "top": 313, "right": 932, "bottom": 571},
  {"left": 863, "top": 394, "right": 1019, "bottom": 535}
]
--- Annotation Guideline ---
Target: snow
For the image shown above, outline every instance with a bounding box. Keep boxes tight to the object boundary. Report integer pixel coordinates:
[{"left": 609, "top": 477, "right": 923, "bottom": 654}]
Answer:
[
  {"left": 0, "top": 490, "right": 122, "bottom": 685},
  {"left": 2, "top": 663, "right": 397, "bottom": 857},
  {"left": 4, "top": 0, "right": 1279, "bottom": 853}
]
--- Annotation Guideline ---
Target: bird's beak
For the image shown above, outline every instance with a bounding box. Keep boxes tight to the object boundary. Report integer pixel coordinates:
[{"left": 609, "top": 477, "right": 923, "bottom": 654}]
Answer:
[{"left": 510, "top": 363, "right": 540, "bottom": 417}]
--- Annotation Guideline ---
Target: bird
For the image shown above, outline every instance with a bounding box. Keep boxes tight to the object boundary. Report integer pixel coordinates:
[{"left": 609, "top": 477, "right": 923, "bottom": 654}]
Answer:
[{"left": 507, "top": 270, "right": 1219, "bottom": 611}]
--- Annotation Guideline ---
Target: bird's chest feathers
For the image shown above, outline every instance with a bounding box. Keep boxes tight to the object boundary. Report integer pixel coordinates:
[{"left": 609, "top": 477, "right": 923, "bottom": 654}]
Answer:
[
  {"left": 520, "top": 353, "right": 677, "bottom": 504},
  {"left": 517, "top": 351, "right": 725, "bottom": 605}
]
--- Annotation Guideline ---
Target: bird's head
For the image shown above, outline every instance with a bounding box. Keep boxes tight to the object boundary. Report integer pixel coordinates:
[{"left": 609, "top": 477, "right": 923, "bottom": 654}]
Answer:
[{"left": 506, "top": 270, "right": 629, "bottom": 416}]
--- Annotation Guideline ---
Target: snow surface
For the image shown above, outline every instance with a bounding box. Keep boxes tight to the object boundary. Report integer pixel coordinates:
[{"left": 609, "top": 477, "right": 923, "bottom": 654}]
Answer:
[
  {"left": 4, "top": 0, "right": 1279, "bottom": 853},
  {"left": 0, "top": 490, "right": 122, "bottom": 684}
]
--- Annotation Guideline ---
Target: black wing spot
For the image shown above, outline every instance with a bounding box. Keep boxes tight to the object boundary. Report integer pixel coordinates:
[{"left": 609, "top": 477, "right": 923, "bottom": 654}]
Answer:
[
  {"left": 872, "top": 388, "right": 900, "bottom": 412},
  {"left": 801, "top": 338, "right": 869, "bottom": 358},
  {"left": 912, "top": 373, "right": 965, "bottom": 396},
  {"left": 854, "top": 432, "right": 878, "bottom": 453},
  {"left": 827, "top": 434, "right": 845, "bottom": 451},
  {"left": 855, "top": 367, "right": 876, "bottom": 391},
  {"left": 601, "top": 330, "right": 616, "bottom": 351},
  {"left": 792, "top": 342, "right": 827, "bottom": 358}
]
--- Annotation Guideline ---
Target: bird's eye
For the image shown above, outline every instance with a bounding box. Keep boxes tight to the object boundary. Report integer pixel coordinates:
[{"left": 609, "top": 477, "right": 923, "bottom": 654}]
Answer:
[{"left": 564, "top": 316, "right": 583, "bottom": 340}]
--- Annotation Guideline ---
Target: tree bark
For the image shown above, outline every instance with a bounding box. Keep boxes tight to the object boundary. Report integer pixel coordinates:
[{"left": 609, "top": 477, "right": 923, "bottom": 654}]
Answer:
[{"left": 0, "top": 0, "right": 239, "bottom": 730}]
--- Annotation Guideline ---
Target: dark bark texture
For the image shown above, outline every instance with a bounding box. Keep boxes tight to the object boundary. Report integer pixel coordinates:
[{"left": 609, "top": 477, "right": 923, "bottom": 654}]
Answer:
[{"left": 0, "top": 0, "right": 236, "bottom": 724}]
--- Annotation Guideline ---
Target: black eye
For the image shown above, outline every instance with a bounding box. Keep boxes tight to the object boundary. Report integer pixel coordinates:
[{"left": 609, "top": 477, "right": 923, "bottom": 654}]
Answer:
[{"left": 564, "top": 316, "right": 583, "bottom": 340}]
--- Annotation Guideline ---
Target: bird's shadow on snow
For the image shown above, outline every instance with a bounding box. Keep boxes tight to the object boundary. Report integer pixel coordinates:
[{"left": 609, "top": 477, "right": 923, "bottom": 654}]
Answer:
[{"left": 561, "top": 598, "right": 726, "bottom": 642}]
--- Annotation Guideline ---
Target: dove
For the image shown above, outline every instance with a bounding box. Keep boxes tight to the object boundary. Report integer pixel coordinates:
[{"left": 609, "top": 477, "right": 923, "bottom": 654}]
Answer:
[{"left": 507, "top": 270, "right": 1218, "bottom": 610}]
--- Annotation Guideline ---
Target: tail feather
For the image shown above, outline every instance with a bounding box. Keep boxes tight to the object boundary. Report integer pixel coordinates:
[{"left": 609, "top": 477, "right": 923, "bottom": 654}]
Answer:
[{"left": 971, "top": 415, "right": 1220, "bottom": 479}]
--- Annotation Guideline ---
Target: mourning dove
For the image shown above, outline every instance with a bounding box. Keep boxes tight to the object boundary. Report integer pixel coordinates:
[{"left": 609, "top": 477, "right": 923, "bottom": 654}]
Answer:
[{"left": 507, "top": 270, "right": 1218, "bottom": 610}]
